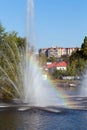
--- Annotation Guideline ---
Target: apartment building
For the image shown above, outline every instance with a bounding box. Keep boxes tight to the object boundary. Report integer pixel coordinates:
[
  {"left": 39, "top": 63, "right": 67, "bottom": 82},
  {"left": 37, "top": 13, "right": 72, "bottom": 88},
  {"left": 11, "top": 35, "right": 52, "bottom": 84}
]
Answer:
[{"left": 39, "top": 47, "right": 80, "bottom": 58}]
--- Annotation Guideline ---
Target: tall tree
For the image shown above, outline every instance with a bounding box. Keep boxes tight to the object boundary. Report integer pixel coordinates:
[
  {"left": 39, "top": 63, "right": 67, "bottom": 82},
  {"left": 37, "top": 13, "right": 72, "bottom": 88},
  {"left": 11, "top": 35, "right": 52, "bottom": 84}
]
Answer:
[{"left": 81, "top": 36, "right": 87, "bottom": 59}]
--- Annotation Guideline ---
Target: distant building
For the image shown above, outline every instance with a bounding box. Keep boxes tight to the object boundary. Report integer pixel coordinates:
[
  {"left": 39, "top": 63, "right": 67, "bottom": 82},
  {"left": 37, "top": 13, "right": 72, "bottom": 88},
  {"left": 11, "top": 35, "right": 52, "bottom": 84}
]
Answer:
[
  {"left": 45, "top": 61, "right": 68, "bottom": 73},
  {"left": 39, "top": 47, "right": 80, "bottom": 58}
]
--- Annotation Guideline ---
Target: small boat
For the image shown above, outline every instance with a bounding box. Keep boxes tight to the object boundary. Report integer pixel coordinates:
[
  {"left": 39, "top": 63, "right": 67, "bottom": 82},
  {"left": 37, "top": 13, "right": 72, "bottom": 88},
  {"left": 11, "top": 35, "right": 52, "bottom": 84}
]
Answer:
[{"left": 69, "top": 83, "right": 76, "bottom": 87}]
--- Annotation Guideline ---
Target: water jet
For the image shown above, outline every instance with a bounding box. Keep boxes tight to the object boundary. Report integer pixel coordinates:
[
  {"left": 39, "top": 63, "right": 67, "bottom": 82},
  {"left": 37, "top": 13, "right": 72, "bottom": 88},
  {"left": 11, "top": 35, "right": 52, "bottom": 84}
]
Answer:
[{"left": 0, "top": 0, "right": 87, "bottom": 112}]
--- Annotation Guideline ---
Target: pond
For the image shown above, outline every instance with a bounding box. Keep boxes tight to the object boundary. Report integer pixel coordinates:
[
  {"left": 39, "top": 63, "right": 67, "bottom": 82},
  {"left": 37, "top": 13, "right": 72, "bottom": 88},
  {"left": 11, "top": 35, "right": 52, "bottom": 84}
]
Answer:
[{"left": 0, "top": 107, "right": 87, "bottom": 130}]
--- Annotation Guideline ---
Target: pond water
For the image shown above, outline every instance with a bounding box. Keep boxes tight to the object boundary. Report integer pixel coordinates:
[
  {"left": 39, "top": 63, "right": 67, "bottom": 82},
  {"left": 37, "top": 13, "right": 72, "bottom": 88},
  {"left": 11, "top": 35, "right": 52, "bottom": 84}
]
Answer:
[
  {"left": 0, "top": 107, "right": 87, "bottom": 130},
  {"left": 0, "top": 83, "right": 87, "bottom": 130}
]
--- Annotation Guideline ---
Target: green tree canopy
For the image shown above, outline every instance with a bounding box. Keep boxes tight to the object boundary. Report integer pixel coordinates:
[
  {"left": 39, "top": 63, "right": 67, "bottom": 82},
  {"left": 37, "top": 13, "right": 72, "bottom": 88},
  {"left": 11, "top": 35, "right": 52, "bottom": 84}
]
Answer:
[{"left": 81, "top": 36, "right": 87, "bottom": 59}]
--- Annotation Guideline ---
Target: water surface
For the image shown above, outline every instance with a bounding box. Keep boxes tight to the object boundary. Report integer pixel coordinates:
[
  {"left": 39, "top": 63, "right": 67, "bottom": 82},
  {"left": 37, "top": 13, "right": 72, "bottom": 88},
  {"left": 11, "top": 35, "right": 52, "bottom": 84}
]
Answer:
[{"left": 0, "top": 108, "right": 87, "bottom": 130}]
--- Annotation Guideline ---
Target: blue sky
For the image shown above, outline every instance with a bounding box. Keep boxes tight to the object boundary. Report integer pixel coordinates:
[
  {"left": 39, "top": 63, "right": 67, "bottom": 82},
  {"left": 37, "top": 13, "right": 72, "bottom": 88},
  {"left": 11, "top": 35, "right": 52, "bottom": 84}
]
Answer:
[{"left": 0, "top": 0, "right": 87, "bottom": 50}]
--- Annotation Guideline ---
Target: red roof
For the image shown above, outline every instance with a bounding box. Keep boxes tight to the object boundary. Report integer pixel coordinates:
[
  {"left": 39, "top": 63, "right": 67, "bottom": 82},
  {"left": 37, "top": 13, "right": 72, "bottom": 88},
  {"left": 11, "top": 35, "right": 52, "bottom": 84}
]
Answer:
[{"left": 46, "top": 61, "right": 67, "bottom": 69}]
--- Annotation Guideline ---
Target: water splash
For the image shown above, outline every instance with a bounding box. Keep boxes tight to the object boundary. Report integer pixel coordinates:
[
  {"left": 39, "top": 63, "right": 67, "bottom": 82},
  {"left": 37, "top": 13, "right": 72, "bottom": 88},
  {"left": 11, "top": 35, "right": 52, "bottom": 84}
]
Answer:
[
  {"left": 21, "top": 0, "right": 68, "bottom": 107},
  {"left": 0, "top": 0, "right": 73, "bottom": 108},
  {"left": 80, "top": 69, "right": 87, "bottom": 97}
]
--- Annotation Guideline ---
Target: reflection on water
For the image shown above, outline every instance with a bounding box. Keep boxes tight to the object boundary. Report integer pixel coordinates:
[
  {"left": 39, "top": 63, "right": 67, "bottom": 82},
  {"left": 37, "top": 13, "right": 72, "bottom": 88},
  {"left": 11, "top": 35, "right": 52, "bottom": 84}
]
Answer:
[
  {"left": 57, "top": 82, "right": 81, "bottom": 96},
  {"left": 0, "top": 109, "right": 87, "bottom": 130},
  {"left": 0, "top": 110, "right": 23, "bottom": 129}
]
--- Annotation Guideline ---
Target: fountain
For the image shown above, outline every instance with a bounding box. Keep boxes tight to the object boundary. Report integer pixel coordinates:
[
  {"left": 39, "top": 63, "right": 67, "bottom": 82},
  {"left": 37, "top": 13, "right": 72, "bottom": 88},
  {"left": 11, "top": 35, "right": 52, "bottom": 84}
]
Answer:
[
  {"left": 22, "top": 0, "right": 87, "bottom": 109},
  {"left": 21, "top": 0, "right": 67, "bottom": 107},
  {"left": 0, "top": 0, "right": 68, "bottom": 110},
  {"left": 0, "top": 1, "right": 87, "bottom": 129},
  {"left": 0, "top": 0, "right": 87, "bottom": 112},
  {"left": 80, "top": 69, "right": 87, "bottom": 97}
]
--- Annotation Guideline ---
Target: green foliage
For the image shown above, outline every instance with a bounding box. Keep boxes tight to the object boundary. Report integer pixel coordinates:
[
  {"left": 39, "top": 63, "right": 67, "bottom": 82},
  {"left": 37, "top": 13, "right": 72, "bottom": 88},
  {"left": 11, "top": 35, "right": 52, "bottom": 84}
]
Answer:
[
  {"left": 47, "top": 56, "right": 57, "bottom": 62},
  {"left": 52, "top": 70, "right": 66, "bottom": 79},
  {"left": 81, "top": 36, "right": 87, "bottom": 59},
  {"left": 0, "top": 23, "right": 25, "bottom": 100},
  {"left": 68, "top": 37, "right": 87, "bottom": 76}
]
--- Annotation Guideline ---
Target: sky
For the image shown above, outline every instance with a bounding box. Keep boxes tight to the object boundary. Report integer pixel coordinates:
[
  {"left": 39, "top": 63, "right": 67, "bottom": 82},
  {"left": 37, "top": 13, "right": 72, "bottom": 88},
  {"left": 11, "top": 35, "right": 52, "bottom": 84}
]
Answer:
[{"left": 0, "top": 0, "right": 87, "bottom": 51}]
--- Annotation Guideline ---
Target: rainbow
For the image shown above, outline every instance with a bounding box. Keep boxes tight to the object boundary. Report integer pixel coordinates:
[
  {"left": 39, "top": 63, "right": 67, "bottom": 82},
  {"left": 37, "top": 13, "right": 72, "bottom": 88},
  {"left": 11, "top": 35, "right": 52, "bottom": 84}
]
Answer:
[
  {"left": 26, "top": 52, "right": 75, "bottom": 108},
  {"left": 47, "top": 77, "right": 76, "bottom": 108}
]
